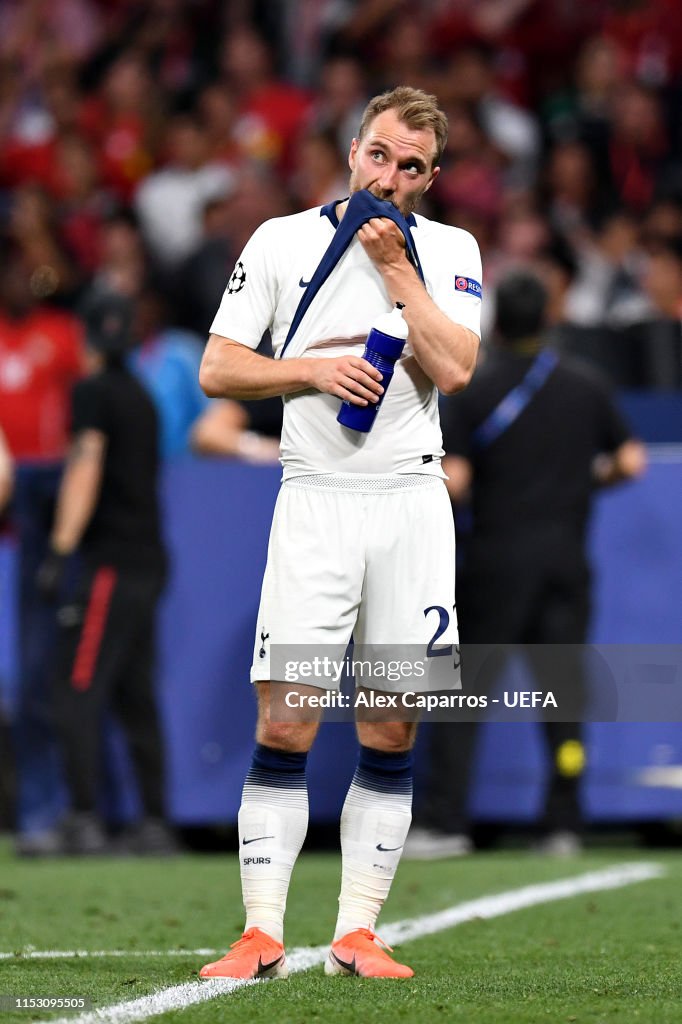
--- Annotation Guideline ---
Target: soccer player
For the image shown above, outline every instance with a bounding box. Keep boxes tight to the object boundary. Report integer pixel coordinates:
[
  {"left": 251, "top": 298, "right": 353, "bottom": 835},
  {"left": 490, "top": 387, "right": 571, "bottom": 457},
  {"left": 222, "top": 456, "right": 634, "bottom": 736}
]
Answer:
[{"left": 198, "top": 87, "right": 481, "bottom": 980}]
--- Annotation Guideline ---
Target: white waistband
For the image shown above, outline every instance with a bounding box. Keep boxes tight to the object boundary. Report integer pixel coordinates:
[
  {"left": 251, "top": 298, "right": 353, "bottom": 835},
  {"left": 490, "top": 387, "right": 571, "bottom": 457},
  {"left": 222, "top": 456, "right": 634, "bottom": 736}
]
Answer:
[{"left": 285, "top": 473, "right": 438, "bottom": 492}]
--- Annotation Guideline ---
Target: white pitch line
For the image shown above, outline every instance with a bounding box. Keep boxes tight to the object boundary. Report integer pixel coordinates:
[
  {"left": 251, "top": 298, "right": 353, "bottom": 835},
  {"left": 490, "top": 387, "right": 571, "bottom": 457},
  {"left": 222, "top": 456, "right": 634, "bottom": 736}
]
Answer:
[
  {"left": 25, "top": 861, "right": 664, "bottom": 1024},
  {"left": 0, "top": 950, "right": 221, "bottom": 961},
  {"left": 377, "top": 860, "right": 665, "bottom": 946}
]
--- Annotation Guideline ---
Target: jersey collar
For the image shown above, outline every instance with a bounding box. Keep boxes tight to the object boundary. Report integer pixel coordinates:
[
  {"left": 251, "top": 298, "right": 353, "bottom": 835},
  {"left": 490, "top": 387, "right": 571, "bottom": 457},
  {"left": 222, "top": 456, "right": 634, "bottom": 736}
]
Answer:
[{"left": 320, "top": 198, "right": 417, "bottom": 229}]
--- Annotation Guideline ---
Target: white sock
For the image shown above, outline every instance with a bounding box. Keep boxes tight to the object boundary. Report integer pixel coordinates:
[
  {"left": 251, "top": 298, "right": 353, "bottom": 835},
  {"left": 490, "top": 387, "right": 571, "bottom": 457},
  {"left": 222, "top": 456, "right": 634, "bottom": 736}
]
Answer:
[
  {"left": 238, "top": 745, "right": 309, "bottom": 944},
  {"left": 334, "top": 747, "right": 412, "bottom": 941}
]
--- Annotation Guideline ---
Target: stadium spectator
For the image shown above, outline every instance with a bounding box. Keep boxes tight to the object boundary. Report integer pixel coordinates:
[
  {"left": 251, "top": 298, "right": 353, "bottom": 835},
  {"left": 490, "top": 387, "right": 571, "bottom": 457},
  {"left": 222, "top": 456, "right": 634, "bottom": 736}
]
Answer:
[
  {"left": 606, "top": 82, "right": 670, "bottom": 214},
  {"left": 543, "top": 140, "right": 603, "bottom": 245},
  {"left": 406, "top": 270, "right": 646, "bottom": 860},
  {"left": 0, "top": 63, "right": 85, "bottom": 196},
  {"left": 92, "top": 211, "right": 148, "bottom": 299},
  {"left": 78, "top": 52, "right": 162, "bottom": 204},
  {"left": 0, "top": 0, "right": 102, "bottom": 75},
  {"left": 174, "top": 194, "right": 238, "bottom": 335},
  {"left": 544, "top": 34, "right": 624, "bottom": 151},
  {"left": 563, "top": 209, "right": 649, "bottom": 331},
  {"left": 440, "top": 44, "right": 541, "bottom": 186},
  {"left": 310, "top": 55, "right": 369, "bottom": 158},
  {"left": 534, "top": 233, "right": 580, "bottom": 342},
  {"left": 209, "top": 164, "right": 292, "bottom": 256},
  {"left": 126, "top": 285, "right": 210, "bottom": 460},
  {"left": 6, "top": 183, "right": 81, "bottom": 304},
  {"left": 0, "top": 251, "right": 83, "bottom": 492},
  {"left": 0, "top": 251, "right": 84, "bottom": 857},
  {"left": 433, "top": 103, "right": 504, "bottom": 235},
  {"left": 191, "top": 332, "right": 284, "bottom": 466},
  {"left": 599, "top": 0, "right": 682, "bottom": 88},
  {"left": 289, "top": 130, "right": 348, "bottom": 210},
  {"left": 37, "top": 288, "right": 176, "bottom": 856},
  {"left": 426, "top": 0, "right": 549, "bottom": 62},
  {"left": 190, "top": 398, "right": 281, "bottom": 466},
  {"left": 52, "top": 134, "right": 110, "bottom": 277},
  {"left": 121, "top": 278, "right": 279, "bottom": 464},
  {"left": 640, "top": 199, "right": 682, "bottom": 252},
  {"left": 642, "top": 235, "right": 682, "bottom": 320},
  {"left": 249, "top": 0, "right": 356, "bottom": 90},
  {"left": 217, "top": 25, "right": 313, "bottom": 177},
  {"left": 173, "top": 165, "right": 290, "bottom": 330},
  {"left": 639, "top": 236, "right": 682, "bottom": 389},
  {"left": 196, "top": 83, "right": 244, "bottom": 170},
  {"left": 375, "top": 13, "right": 438, "bottom": 96},
  {"left": 108, "top": 0, "right": 211, "bottom": 105},
  {"left": 317, "top": 0, "right": 407, "bottom": 75},
  {"left": 134, "top": 114, "right": 235, "bottom": 271}
]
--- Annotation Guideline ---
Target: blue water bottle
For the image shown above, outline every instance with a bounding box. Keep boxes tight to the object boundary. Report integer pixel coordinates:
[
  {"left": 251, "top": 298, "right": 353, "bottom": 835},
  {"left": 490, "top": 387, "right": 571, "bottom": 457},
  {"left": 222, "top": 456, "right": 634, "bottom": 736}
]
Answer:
[{"left": 337, "top": 302, "right": 408, "bottom": 433}]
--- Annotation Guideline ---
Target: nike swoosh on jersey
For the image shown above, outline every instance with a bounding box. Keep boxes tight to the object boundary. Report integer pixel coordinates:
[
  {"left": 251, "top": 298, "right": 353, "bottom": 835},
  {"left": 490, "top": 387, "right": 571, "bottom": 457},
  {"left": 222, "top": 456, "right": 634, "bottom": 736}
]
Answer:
[
  {"left": 376, "top": 843, "right": 403, "bottom": 852},
  {"left": 299, "top": 277, "right": 311, "bottom": 288},
  {"left": 242, "top": 835, "right": 275, "bottom": 845}
]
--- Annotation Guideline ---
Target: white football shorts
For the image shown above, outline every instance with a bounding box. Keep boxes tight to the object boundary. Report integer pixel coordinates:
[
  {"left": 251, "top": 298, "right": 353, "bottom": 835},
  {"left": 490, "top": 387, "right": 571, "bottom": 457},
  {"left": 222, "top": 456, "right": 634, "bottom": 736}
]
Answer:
[{"left": 251, "top": 473, "right": 459, "bottom": 689}]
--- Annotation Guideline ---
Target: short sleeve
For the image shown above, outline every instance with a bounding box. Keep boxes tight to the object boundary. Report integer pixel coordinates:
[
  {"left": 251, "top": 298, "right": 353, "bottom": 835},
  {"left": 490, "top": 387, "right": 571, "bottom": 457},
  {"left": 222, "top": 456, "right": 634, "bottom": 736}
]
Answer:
[
  {"left": 71, "top": 378, "right": 108, "bottom": 436},
  {"left": 426, "top": 226, "right": 482, "bottom": 338},
  {"left": 209, "top": 220, "right": 280, "bottom": 350}
]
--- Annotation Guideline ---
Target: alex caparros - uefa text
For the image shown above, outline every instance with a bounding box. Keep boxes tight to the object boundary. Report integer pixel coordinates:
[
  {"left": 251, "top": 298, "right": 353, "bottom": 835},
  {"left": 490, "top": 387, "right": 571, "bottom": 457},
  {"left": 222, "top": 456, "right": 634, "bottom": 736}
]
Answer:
[{"left": 283, "top": 691, "right": 559, "bottom": 710}]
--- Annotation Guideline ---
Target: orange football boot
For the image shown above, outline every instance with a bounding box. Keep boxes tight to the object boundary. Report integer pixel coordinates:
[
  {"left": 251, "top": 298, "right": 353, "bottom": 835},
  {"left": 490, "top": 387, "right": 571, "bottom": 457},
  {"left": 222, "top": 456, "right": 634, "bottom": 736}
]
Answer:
[
  {"left": 199, "top": 927, "right": 288, "bottom": 980},
  {"left": 325, "top": 928, "right": 414, "bottom": 978}
]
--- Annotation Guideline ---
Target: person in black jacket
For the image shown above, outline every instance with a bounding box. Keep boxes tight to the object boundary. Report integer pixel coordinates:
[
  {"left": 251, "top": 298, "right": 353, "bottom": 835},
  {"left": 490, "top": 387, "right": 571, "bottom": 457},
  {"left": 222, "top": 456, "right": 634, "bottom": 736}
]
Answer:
[
  {"left": 38, "top": 289, "right": 177, "bottom": 855},
  {"left": 406, "top": 270, "right": 647, "bottom": 858}
]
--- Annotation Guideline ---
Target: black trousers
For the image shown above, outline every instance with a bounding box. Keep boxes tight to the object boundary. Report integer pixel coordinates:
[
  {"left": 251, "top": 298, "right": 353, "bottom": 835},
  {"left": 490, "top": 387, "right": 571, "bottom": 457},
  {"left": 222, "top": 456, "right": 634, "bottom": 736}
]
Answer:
[
  {"left": 52, "top": 562, "right": 166, "bottom": 817},
  {"left": 417, "top": 533, "right": 591, "bottom": 836}
]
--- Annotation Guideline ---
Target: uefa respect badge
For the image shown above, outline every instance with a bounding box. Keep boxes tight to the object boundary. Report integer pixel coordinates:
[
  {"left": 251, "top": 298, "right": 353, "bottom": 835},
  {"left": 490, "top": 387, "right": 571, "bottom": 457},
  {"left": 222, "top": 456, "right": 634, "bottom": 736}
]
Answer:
[{"left": 454, "top": 275, "right": 482, "bottom": 298}]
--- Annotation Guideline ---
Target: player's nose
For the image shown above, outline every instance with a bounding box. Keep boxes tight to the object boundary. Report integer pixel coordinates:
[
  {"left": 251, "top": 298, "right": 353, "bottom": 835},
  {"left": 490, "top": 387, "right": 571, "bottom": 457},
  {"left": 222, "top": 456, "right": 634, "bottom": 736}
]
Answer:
[{"left": 377, "top": 163, "right": 399, "bottom": 191}]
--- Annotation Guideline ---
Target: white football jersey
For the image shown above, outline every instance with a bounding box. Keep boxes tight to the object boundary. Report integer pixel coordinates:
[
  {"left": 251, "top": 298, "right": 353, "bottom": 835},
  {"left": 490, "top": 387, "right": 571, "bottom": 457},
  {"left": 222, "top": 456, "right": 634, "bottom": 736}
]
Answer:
[{"left": 210, "top": 201, "right": 482, "bottom": 478}]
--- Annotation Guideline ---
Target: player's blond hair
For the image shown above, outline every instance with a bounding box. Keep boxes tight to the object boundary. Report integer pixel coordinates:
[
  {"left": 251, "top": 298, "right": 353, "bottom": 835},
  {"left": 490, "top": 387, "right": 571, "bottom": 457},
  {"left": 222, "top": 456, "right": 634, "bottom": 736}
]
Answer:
[{"left": 358, "top": 87, "right": 448, "bottom": 169}]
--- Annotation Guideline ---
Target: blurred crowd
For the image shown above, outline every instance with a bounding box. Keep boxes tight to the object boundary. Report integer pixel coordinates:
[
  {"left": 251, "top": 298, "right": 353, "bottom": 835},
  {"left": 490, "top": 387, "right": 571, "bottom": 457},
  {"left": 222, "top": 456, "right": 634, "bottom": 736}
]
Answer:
[
  {"left": 1, "top": 0, "right": 680, "bottom": 851},
  {"left": 0, "top": 0, "right": 681, "bottom": 391}
]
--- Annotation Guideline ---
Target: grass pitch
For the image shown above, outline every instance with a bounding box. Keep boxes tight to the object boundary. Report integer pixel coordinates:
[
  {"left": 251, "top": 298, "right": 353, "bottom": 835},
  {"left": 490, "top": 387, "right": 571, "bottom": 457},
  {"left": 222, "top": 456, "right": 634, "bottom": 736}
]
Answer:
[{"left": 0, "top": 840, "right": 680, "bottom": 1023}]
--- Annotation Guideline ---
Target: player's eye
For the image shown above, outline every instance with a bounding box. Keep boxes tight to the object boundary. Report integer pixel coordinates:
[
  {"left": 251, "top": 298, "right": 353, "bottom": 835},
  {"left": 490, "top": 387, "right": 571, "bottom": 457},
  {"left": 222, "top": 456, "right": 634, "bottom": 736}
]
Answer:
[{"left": 370, "top": 150, "right": 385, "bottom": 162}]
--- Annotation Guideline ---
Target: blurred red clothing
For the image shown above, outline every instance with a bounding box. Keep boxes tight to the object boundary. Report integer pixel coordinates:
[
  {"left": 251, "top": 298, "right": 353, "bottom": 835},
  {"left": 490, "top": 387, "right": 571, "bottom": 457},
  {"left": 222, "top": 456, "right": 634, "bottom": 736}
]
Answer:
[
  {"left": 601, "top": 0, "right": 682, "bottom": 83},
  {"left": 60, "top": 207, "right": 104, "bottom": 275},
  {"left": 0, "top": 308, "right": 84, "bottom": 459},
  {"left": 235, "top": 84, "right": 313, "bottom": 175},
  {"left": 78, "top": 100, "right": 154, "bottom": 202},
  {"left": 0, "top": 138, "right": 57, "bottom": 192}
]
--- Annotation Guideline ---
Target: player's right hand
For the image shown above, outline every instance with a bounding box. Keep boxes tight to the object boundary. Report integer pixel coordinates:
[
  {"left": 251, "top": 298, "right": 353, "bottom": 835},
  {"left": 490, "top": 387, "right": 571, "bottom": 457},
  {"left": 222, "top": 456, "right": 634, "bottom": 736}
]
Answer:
[{"left": 307, "top": 357, "right": 384, "bottom": 406}]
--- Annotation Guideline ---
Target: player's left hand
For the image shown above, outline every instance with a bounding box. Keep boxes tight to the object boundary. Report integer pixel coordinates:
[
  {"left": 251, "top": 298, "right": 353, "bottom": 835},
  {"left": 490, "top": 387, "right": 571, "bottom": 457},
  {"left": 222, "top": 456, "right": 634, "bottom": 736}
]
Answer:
[{"left": 357, "top": 218, "right": 407, "bottom": 271}]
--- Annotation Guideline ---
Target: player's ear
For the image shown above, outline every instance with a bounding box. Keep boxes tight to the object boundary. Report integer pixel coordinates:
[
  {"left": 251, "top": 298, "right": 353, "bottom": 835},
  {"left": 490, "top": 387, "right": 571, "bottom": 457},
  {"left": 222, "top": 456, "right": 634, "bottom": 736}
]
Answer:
[
  {"left": 424, "top": 165, "right": 440, "bottom": 193},
  {"left": 348, "top": 138, "right": 359, "bottom": 171}
]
